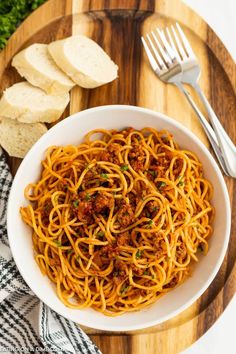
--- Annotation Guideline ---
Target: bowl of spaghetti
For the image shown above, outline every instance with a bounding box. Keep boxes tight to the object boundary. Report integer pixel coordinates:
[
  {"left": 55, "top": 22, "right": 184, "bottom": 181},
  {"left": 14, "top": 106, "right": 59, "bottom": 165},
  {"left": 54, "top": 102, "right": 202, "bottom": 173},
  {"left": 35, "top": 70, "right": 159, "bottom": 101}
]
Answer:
[{"left": 7, "top": 105, "right": 231, "bottom": 331}]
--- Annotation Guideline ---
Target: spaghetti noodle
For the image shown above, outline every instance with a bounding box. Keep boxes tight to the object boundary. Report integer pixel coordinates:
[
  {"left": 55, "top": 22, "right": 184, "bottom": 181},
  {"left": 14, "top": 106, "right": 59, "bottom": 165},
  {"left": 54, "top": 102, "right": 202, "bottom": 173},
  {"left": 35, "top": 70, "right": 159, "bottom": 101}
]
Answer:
[{"left": 20, "top": 127, "right": 214, "bottom": 316}]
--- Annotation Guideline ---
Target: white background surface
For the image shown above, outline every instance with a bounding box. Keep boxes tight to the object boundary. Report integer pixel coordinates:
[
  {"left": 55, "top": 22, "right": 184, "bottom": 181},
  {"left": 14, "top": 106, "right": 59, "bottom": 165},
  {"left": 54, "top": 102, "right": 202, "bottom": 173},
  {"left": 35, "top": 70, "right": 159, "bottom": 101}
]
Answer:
[
  {"left": 182, "top": 2, "right": 236, "bottom": 354},
  {"left": 184, "top": 0, "right": 236, "bottom": 60}
]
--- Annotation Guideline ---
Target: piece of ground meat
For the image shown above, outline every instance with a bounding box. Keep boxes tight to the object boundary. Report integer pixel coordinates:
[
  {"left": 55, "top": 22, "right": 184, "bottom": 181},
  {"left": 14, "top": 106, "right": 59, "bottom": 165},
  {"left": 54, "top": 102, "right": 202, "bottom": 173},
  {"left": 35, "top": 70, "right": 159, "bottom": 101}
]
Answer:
[
  {"left": 113, "top": 275, "right": 126, "bottom": 286},
  {"left": 49, "top": 255, "right": 61, "bottom": 267},
  {"left": 128, "top": 192, "right": 141, "bottom": 210},
  {"left": 94, "top": 193, "right": 114, "bottom": 213},
  {"left": 108, "top": 143, "right": 121, "bottom": 159},
  {"left": 92, "top": 251, "right": 103, "bottom": 268},
  {"left": 131, "top": 264, "right": 144, "bottom": 276},
  {"left": 117, "top": 231, "right": 130, "bottom": 246},
  {"left": 82, "top": 168, "right": 96, "bottom": 182},
  {"left": 140, "top": 289, "right": 148, "bottom": 297},
  {"left": 127, "top": 192, "right": 136, "bottom": 209},
  {"left": 111, "top": 129, "right": 118, "bottom": 135},
  {"left": 117, "top": 202, "right": 135, "bottom": 227},
  {"left": 163, "top": 147, "right": 173, "bottom": 160},
  {"left": 41, "top": 200, "right": 53, "bottom": 225},
  {"left": 129, "top": 144, "right": 145, "bottom": 172},
  {"left": 166, "top": 276, "right": 178, "bottom": 288},
  {"left": 98, "top": 143, "right": 121, "bottom": 165},
  {"left": 176, "top": 243, "right": 187, "bottom": 260},
  {"left": 100, "top": 244, "right": 119, "bottom": 259},
  {"left": 43, "top": 200, "right": 53, "bottom": 216},
  {"left": 113, "top": 260, "right": 127, "bottom": 285},
  {"left": 121, "top": 127, "right": 135, "bottom": 138},
  {"left": 173, "top": 158, "right": 184, "bottom": 177},
  {"left": 151, "top": 149, "right": 173, "bottom": 177},
  {"left": 77, "top": 201, "right": 93, "bottom": 223},
  {"left": 101, "top": 144, "right": 120, "bottom": 165},
  {"left": 146, "top": 200, "right": 159, "bottom": 214},
  {"left": 99, "top": 151, "right": 110, "bottom": 162},
  {"left": 115, "top": 260, "right": 126, "bottom": 271},
  {"left": 155, "top": 238, "right": 167, "bottom": 258},
  {"left": 78, "top": 191, "right": 87, "bottom": 199}
]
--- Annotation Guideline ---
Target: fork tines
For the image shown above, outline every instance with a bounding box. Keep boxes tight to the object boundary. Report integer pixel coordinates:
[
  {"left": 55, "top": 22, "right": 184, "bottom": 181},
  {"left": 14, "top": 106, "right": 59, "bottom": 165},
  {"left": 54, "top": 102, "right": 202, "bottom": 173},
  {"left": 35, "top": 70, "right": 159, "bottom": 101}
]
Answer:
[{"left": 142, "top": 23, "right": 196, "bottom": 69}]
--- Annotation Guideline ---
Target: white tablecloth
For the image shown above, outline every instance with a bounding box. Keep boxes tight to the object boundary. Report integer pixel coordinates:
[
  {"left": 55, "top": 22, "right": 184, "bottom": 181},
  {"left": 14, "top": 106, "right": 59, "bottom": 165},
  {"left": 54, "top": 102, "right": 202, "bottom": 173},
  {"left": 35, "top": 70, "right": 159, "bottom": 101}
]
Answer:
[{"left": 182, "top": 2, "right": 236, "bottom": 353}]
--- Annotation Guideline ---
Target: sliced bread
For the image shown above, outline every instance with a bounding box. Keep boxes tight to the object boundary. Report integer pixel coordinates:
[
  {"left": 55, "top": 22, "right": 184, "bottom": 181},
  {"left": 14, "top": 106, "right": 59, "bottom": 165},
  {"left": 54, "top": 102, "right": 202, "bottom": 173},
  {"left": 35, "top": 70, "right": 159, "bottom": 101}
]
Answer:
[
  {"left": 0, "top": 82, "right": 69, "bottom": 123},
  {"left": 48, "top": 35, "right": 118, "bottom": 88},
  {"left": 0, "top": 117, "right": 47, "bottom": 158},
  {"left": 12, "top": 43, "right": 75, "bottom": 95}
]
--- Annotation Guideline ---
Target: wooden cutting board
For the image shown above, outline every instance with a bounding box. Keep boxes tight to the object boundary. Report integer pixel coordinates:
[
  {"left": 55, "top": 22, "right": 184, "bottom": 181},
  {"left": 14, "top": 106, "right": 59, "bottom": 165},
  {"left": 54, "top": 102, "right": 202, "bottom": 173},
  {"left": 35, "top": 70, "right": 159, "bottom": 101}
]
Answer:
[{"left": 0, "top": 0, "right": 235, "bottom": 353}]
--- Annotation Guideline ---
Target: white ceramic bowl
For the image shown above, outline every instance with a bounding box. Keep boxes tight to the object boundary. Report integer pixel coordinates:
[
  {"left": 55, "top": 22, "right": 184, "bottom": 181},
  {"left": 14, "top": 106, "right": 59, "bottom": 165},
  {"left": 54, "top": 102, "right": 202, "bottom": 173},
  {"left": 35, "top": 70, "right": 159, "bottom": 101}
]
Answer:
[{"left": 7, "top": 105, "right": 231, "bottom": 331}]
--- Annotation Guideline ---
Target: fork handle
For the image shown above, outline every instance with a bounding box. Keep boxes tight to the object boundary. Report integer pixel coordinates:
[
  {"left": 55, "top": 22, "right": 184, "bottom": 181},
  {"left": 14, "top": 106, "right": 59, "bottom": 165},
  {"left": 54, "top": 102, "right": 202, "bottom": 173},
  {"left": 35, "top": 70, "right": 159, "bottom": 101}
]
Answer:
[
  {"left": 192, "top": 83, "right": 236, "bottom": 177},
  {"left": 175, "top": 83, "right": 231, "bottom": 176}
]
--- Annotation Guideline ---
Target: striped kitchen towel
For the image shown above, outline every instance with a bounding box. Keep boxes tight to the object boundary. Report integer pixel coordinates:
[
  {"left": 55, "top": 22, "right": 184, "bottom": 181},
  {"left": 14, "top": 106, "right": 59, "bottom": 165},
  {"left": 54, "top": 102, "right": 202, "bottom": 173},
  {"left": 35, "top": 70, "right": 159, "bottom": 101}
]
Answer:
[{"left": 0, "top": 148, "right": 102, "bottom": 354}]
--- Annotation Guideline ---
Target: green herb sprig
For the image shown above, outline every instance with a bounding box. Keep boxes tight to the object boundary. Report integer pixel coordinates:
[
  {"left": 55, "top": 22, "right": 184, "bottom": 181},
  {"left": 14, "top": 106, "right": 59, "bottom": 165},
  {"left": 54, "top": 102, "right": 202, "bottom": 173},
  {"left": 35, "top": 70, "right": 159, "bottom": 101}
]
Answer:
[
  {"left": 121, "top": 285, "right": 129, "bottom": 294},
  {"left": 136, "top": 249, "right": 143, "bottom": 259},
  {"left": 85, "top": 193, "right": 91, "bottom": 201},
  {"left": 53, "top": 240, "right": 62, "bottom": 247},
  {"left": 0, "top": 0, "right": 46, "bottom": 49},
  {"left": 157, "top": 181, "right": 166, "bottom": 189},
  {"left": 120, "top": 165, "right": 129, "bottom": 171}
]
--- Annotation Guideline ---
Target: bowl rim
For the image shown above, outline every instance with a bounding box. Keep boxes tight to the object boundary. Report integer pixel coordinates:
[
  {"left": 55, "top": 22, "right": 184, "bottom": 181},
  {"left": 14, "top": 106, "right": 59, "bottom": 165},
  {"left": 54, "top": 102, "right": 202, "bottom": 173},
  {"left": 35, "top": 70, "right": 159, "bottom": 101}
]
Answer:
[{"left": 7, "top": 104, "right": 231, "bottom": 331}]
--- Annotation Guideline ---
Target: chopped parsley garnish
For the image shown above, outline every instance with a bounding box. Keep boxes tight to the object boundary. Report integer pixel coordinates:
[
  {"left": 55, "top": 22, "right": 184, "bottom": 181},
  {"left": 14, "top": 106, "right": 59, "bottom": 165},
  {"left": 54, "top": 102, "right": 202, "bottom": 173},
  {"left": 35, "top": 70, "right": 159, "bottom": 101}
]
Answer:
[
  {"left": 177, "top": 175, "right": 184, "bottom": 186},
  {"left": 153, "top": 207, "right": 158, "bottom": 212},
  {"left": 54, "top": 240, "right": 62, "bottom": 247},
  {"left": 44, "top": 202, "right": 51, "bottom": 213},
  {"left": 136, "top": 249, "right": 143, "bottom": 259},
  {"left": 76, "top": 256, "right": 80, "bottom": 261},
  {"left": 149, "top": 170, "right": 156, "bottom": 177},
  {"left": 146, "top": 211, "right": 151, "bottom": 218},
  {"left": 198, "top": 244, "right": 204, "bottom": 252},
  {"left": 0, "top": 0, "right": 47, "bottom": 50},
  {"left": 143, "top": 270, "right": 148, "bottom": 275},
  {"left": 63, "top": 183, "right": 68, "bottom": 190},
  {"left": 121, "top": 285, "right": 130, "bottom": 294},
  {"left": 67, "top": 249, "right": 73, "bottom": 255},
  {"left": 113, "top": 270, "right": 119, "bottom": 277},
  {"left": 148, "top": 219, "right": 153, "bottom": 226},
  {"left": 157, "top": 182, "right": 166, "bottom": 189},
  {"left": 73, "top": 200, "right": 79, "bottom": 208},
  {"left": 85, "top": 193, "right": 91, "bottom": 201},
  {"left": 97, "top": 231, "right": 104, "bottom": 238},
  {"left": 120, "top": 165, "right": 129, "bottom": 171},
  {"left": 100, "top": 173, "right": 108, "bottom": 179}
]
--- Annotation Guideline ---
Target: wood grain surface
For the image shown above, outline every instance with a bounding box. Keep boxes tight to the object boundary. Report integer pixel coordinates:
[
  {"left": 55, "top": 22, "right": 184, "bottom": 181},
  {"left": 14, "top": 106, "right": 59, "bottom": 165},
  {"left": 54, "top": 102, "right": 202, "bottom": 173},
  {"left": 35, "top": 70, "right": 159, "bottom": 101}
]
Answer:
[{"left": 0, "top": 0, "right": 235, "bottom": 353}]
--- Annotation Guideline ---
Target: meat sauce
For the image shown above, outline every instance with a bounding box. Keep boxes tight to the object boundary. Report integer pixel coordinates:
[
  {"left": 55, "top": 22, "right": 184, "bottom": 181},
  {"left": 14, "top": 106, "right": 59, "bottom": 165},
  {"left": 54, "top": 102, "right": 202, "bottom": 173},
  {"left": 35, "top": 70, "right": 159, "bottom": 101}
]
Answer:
[{"left": 46, "top": 128, "right": 182, "bottom": 287}]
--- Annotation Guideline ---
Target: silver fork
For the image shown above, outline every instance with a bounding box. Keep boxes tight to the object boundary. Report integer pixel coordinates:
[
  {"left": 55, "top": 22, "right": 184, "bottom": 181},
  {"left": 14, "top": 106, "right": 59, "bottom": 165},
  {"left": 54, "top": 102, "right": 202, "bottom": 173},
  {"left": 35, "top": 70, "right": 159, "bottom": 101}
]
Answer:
[
  {"left": 142, "top": 28, "right": 236, "bottom": 177},
  {"left": 163, "top": 23, "right": 236, "bottom": 178}
]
